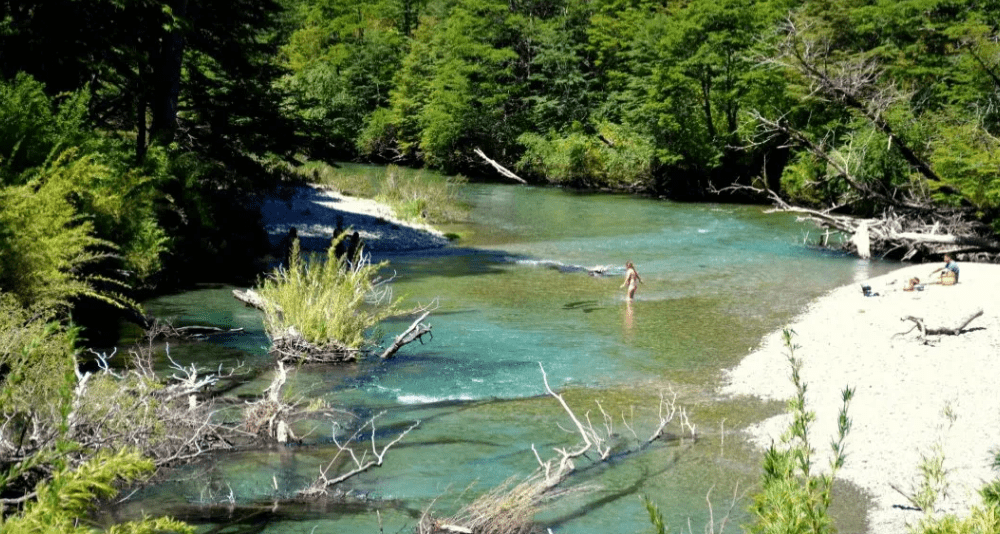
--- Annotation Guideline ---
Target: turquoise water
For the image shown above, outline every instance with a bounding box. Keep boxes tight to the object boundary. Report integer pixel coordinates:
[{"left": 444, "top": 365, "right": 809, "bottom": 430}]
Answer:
[{"left": 108, "top": 184, "right": 898, "bottom": 533}]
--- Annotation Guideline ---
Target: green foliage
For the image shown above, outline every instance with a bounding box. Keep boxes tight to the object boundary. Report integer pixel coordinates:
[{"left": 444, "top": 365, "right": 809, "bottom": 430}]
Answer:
[
  {"left": 642, "top": 494, "right": 669, "bottom": 534},
  {"left": 0, "top": 448, "right": 192, "bottom": 534},
  {"left": 910, "top": 504, "right": 1000, "bottom": 534},
  {"left": 279, "top": 0, "right": 408, "bottom": 151},
  {"left": 0, "top": 154, "right": 118, "bottom": 310},
  {"left": 517, "top": 122, "right": 654, "bottom": 189},
  {"left": 0, "top": 73, "right": 90, "bottom": 184},
  {"left": 748, "top": 329, "right": 853, "bottom": 534},
  {"left": 930, "top": 118, "right": 1000, "bottom": 211},
  {"left": 375, "top": 165, "right": 469, "bottom": 223},
  {"left": 0, "top": 294, "right": 77, "bottom": 428},
  {"left": 0, "top": 74, "right": 170, "bottom": 290},
  {"left": 257, "top": 239, "right": 400, "bottom": 350},
  {"left": 307, "top": 162, "right": 469, "bottom": 223}
]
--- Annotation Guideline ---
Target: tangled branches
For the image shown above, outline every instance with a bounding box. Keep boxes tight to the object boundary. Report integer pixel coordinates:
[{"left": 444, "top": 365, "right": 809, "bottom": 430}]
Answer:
[{"left": 418, "top": 364, "right": 697, "bottom": 534}]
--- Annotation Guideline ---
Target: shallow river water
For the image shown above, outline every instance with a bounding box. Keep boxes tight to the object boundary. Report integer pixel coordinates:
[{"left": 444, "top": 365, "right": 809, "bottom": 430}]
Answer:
[{"left": 107, "top": 183, "right": 900, "bottom": 533}]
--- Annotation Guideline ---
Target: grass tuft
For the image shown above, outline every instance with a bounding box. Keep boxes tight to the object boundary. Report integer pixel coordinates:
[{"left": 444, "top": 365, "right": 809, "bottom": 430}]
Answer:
[
  {"left": 301, "top": 162, "right": 469, "bottom": 224},
  {"left": 256, "top": 238, "right": 399, "bottom": 351}
]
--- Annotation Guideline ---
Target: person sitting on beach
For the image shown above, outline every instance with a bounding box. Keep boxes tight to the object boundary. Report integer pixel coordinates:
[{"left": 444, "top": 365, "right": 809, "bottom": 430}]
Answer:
[
  {"left": 903, "top": 277, "right": 921, "bottom": 291},
  {"left": 929, "top": 253, "right": 959, "bottom": 284},
  {"left": 621, "top": 261, "right": 642, "bottom": 301}
]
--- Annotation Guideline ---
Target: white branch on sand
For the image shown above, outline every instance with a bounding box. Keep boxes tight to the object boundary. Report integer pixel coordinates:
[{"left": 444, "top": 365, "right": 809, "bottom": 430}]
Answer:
[
  {"left": 298, "top": 413, "right": 420, "bottom": 496},
  {"left": 897, "top": 309, "right": 985, "bottom": 342},
  {"left": 473, "top": 148, "right": 527, "bottom": 184}
]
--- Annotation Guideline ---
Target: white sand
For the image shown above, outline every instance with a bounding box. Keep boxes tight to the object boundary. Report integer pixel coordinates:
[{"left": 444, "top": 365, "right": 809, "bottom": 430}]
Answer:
[
  {"left": 258, "top": 184, "right": 449, "bottom": 254},
  {"left": 722, "top": 262, "right": 1000, "bottom": 533}
]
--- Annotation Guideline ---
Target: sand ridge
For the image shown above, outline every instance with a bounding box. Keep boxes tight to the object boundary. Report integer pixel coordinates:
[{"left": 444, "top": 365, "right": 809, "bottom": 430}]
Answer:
[
  {"left": 258, "top": 183, "right": 450, "bottom": 254},
  {"left": 722, "top": 262, "right": 1000, "bottom": 534}
]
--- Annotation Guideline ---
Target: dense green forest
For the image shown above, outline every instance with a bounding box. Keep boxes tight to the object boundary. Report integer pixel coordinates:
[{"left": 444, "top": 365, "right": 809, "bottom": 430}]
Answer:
[{"left": 2, "top": 0, "right": 1000, "bottom": 531}]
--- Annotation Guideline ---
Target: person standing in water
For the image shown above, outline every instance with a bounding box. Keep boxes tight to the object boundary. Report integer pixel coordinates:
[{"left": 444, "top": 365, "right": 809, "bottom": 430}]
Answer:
[{"left": 621, "top": 261, "right": 642, "bottom": 301}]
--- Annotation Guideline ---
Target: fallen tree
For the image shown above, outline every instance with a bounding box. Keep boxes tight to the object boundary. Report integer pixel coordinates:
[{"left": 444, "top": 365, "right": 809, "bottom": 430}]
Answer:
[
  {"left": 896, "top": 309, "right": 985, "bottom": 342},
  {"left": 745, "top": 185, "right": 1000, "bottom": 261},
  {"left": 741, "top": 16, "right": 1000, "bottom": 262},
  {"left": 417, "top": 364, "right": 697, "bottom": 534}
]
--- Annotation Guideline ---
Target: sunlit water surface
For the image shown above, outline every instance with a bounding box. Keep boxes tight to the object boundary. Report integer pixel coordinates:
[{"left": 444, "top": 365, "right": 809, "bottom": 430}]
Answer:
[{"left": 105, "top": 183, "right": 899, "bottom": 533}]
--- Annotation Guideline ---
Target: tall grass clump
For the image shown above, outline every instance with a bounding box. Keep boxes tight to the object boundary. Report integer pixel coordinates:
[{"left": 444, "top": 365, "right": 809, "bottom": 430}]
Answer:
[
  {"left": 747, "top": 329, "right": 854, "bottom": 534},
  {"left": 376, "top": 165, "right": 468, "bottom": 223},
  {"left": 302, "top": 162, "right": 469, "bottom": 224},
  {"left": 256, "top": 238, "right": 399, "bottom": 351}
]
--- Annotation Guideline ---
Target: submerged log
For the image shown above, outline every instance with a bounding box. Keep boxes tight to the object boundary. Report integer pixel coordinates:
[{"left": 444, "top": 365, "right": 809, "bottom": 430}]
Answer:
[
  {"left": 271, "top": 327, "right": 359, "bottom": 363},
  {"left": 233, "top": 289, "right": 433, "bottom": 362},
  {"left": 233, "top": 288, "right": 278, "bottom": 314}
]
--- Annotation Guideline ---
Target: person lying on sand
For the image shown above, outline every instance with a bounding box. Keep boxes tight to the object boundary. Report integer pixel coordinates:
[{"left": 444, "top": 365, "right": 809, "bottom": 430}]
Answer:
[{"left": 903, "top": 277, "right": 923, "bottom": 291}]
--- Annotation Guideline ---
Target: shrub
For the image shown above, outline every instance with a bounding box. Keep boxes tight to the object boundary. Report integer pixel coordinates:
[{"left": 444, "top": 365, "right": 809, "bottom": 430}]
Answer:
[
  {"left": 747, "top": 329, "right": 853, "bottom": 534},
  {"left": 0, "top": 155, "right": 118, "bottom": 310},
  {"left": 0, "top": 448, "right": 192, "bottom": 534},
  {"left": 0, "top": 73, "right": 90, "bottom": 184},
  {"left": 256, "top": 239, "right": 400, "bottom": 351},
  {"left": 307, "top": 162, "right": 469, "bottom": 223},
  {"left": 516, "top": 122, "right": 655, "bottom": 190}
]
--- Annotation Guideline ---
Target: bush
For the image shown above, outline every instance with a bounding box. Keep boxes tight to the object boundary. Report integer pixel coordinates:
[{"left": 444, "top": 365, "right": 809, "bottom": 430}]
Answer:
[
  {"left": 0, "top": 73, "right": 90, "bottom": 184},
  {"left": 0, "top": 155, "right": 118, "bottom": 310},
  {"left": 516, "top": 122, "right": 655, "bottom": 190},
  {"left": 747, "top": 330, "right": 853, "bottom": 534},
  {"left": 307, "top": 162, "right": 469, "bottom": 224},
  {"left": 256, "top": 239, "right": 400, "bottom": 351},
  {"left": 0, "top": 448, "right": 192, "bottom": 534},
  {"left": 376, "top": 165, "right": 468, "bottom": 223}
]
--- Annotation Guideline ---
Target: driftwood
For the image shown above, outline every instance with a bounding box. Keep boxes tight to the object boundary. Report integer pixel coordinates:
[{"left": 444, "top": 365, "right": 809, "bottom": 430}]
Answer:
[
  {"left": 473, "top": 147, "right": 527, "bottom": 184},
  {"left": 726, "top": 183, "right": 1000, "bottom": 261},
  {"left": 233, "top": 288, "right": 279, "bottom": 315},
  {"left": 897, "top": 309, "right": 984, "bottom": 340},
  {"left": 380, "top": 311, "right": 432, "bottom": 359}
]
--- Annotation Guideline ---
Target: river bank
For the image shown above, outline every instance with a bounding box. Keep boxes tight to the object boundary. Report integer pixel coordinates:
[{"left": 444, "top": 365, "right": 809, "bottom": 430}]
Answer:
[
  {"left": 257, "top": 183, "right": 450, "bottom": 256},
  {"left": 723, "top": 262, "right": 1000, "bottom": 534}
]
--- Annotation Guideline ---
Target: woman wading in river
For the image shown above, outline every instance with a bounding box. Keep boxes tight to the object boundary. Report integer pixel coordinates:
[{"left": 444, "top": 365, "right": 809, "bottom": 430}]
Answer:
[{"left": 621, "top": 261, "right": 642, "bottom": 301}]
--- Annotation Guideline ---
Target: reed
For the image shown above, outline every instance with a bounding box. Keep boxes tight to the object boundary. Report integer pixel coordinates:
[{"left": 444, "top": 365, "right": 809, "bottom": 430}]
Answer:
[
  {"left": 256, "top": 238, "right": 399, "bottom": 351},
  {"left": 302, "top": 162, "right": 469, "bottom": 224}
]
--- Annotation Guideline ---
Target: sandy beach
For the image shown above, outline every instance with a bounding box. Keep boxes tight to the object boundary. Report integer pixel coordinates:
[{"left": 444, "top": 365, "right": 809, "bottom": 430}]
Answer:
[
  {"left": 722, "top": 262, "right": 1000, "bottom": 534},
  {"left": 257, "top": 183, "right": 450, "bottom": 255}
]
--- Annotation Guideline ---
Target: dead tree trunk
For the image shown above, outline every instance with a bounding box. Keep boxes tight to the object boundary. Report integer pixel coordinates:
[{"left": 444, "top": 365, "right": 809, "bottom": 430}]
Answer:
[
  {"left": 773, "top": 17, "right": 943, "bottom": 184},
  {"left": 474, "top": 148, "right": 527, "bottom": 184},
  {"left": 380, "top": 311, "right": 432, "bottom": 359}
]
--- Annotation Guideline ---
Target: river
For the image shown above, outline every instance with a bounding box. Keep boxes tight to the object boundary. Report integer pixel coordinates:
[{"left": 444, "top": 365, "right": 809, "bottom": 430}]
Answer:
[{"left": 105, "top": 182, "right": 900, "bottom": 533}]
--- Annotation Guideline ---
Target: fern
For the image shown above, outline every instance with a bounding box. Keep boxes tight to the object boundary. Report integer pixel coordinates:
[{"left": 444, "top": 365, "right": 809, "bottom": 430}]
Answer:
[{"left": 0, "top": 449, "right": 192, "bottom": 534}]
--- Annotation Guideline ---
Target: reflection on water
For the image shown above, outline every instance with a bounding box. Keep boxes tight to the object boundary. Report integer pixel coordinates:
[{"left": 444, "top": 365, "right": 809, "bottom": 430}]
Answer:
[{"left": 110, "top": 184, "right": 898, "bottom": 533}]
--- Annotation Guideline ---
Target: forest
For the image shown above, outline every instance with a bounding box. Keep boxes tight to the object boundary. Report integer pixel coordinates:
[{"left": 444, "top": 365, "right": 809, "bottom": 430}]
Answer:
[{"left": 1, "top": 0, "right": 999, "bottom": 532}]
